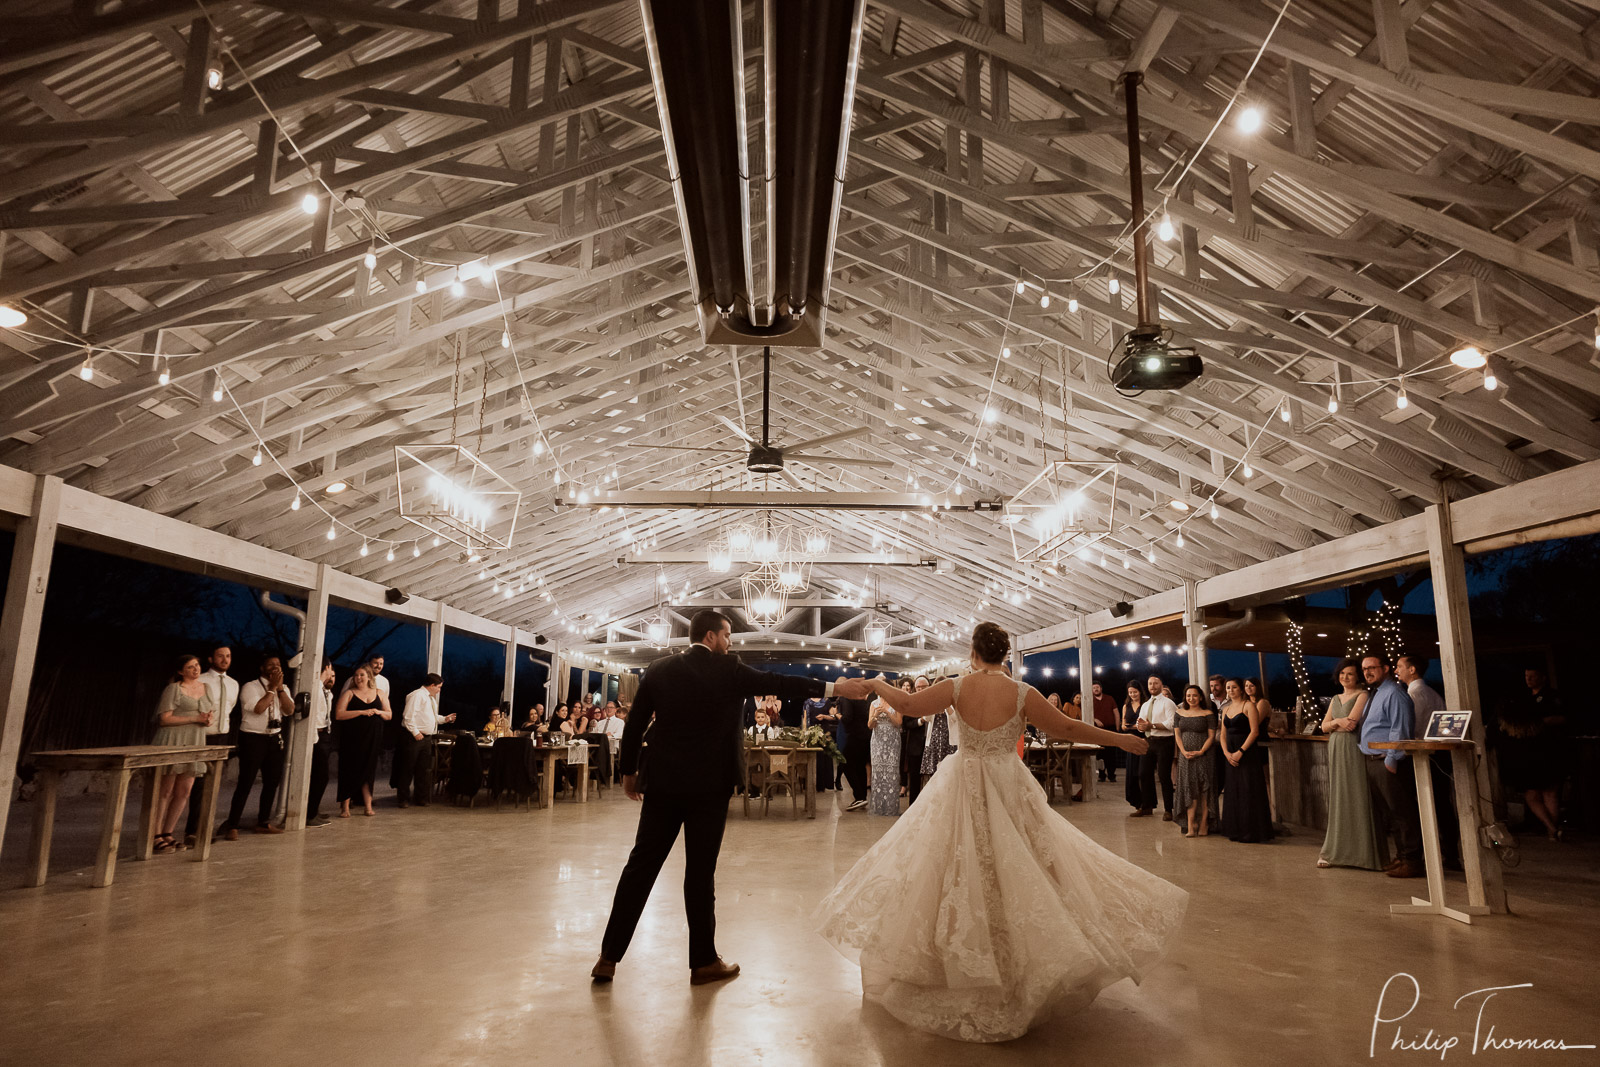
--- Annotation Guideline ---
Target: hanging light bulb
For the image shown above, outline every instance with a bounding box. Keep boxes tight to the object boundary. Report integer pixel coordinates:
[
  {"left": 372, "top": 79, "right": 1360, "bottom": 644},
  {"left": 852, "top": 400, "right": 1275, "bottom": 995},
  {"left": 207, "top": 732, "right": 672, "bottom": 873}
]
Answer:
[
  {"left": 1210, "top": 502, "right": 1219, "bottom": 520},
  {"left": 533, "top": 439, "right": 546, "bottom": 456},
  {"left": 1015, "top": 280, "right": 1027, "bottom": 295},
  {"left": 1039, "top": 292, "right": 1050, "bottom": 308},
  {"left": 1001, "top": 346, "right": 1011, "bottom": 359},
  {"left": 1176, "top": 530, "right": 1185, "bottom": 548},
  {"left": 0, "top": 304, "right": 25, "bottom": 328},
  {"left": 1242, "top": 461, "right": 1253, "bottom": 479},
  {"left": 1327, "top": 392, "right": 1339, "bottom": 414},
  {"left": 433, "top": 536, "right": 441, "bottom": 546},
  {"left": 983, "top": 406, "right": 997, "bottom": 423},
  {"left": 300, "top": 191, "right": 319, "bottom": 214},
  {"left": 326, "top": 523, "right": 336, "bottom": 541},
  {"left": 414, "top": 278, "right": 427, "bottom": 295},
  {"left": 1236, "top": 104, "right": 1264, "bottom": 133},
  {"left": 359, "top": 541, "right": 369, "bottom": 557},
  {"left": 1107, "top": 275, "right": 1120, "bottom": 295},
  {"left": 1279, "top": 402, "right": 1291, "bottom": 423},
  {"left": 449, "top": 270, "right": 465, "bottom": 298},
  {"left": 1146, "top": 544, "right": 1156, "bottom": 563},
  {"left": 211, "top": 371, "right": 223, "bottom": 402},
  {"left": 156, "top": 360, "right": 170, "bottom": 385},
  {"left": 413, "top": 542, "right": 422, "bottom": 557},
  {"left": 290, "top": 490, "right": 301, "bottom": 511},
  {"left": 252, "top": 448, "right": 263, "bottom": 467},
  {"left": 1396, "top": 384, "right": 1410, "bottom": 410},
  {"left": 501, "top": 330, "right": 510, "bottom": 349},
  {"left": 1157, "top": 213, "right": 1175, "bottom": 242},
  {"left": 1483, "top": 368, "right": 1498, "bottom": 391},
  {"left": 386, "top": 545, "right": 395, "bottom": 562},
  {"left": 1067, "top": 295, "right": 1079, "bottom": 313},
  {"left": 206, "top": 66, "right": 223, "bottom": 90},
  {"left": 362, "top": 244, "right": 377, "bottom": 270},
  {"left": 78, "top": 352, "right": 93, "bottom": 381}
]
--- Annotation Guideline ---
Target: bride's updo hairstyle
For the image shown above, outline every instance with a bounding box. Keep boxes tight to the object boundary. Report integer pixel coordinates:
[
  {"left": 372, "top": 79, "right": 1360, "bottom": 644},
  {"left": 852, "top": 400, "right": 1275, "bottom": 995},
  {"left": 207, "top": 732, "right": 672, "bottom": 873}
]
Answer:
[{"left": 970, "top": 622, "right": 1010, "bottom": 665}]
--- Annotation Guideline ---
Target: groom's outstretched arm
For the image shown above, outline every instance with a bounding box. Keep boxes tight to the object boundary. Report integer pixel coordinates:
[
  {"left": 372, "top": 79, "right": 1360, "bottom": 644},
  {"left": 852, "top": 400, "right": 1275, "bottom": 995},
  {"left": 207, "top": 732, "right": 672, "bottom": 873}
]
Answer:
[{"left": 727, "top": 661, "right": 872, "bottom": 703}]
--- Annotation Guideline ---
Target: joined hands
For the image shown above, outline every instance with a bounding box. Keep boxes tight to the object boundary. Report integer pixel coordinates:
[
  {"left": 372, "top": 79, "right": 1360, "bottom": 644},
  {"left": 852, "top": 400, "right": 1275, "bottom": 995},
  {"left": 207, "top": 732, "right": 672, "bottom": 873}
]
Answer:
[{"left": 833, "top": 676, "right": 874, "bottom": 701}]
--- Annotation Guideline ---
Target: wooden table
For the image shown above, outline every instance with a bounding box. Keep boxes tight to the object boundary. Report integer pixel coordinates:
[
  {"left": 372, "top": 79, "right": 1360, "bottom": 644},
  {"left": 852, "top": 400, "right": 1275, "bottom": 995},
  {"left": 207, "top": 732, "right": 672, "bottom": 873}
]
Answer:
[
  {"left": 535, "top": 743, "right": 585, "bottom": 808},
  {"left": 1372, "top": 739, "right": 1491, "bottom": 925},
  {"left": 742, "top": 746, "right": 821, "bottom": 819},
  {"left": 28, "top": 745, "right": 232, "bottom": 889},
  {"left": 1027, "top": 742, "right": 1101, "bottom": 802}
]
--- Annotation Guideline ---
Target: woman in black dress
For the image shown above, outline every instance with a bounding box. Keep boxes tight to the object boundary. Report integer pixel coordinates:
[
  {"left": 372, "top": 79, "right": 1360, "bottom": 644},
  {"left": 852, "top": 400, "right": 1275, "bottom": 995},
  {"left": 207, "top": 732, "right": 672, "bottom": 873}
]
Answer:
[
  {"left": 335, "top": 665, "right": 392, "bottom": 817},
  {"left": 1122, "top": 682, "right": 1146, "bottom": 810},
  {"left": 1220, "top": 678, "right": 1274, "bottom": 842}
]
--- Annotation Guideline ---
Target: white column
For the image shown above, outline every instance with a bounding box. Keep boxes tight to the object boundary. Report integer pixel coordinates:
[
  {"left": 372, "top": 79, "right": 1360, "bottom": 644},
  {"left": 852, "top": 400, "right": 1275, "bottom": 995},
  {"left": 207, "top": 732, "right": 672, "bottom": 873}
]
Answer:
[
  {"left": 0, "top": 475, "right": 61, "bottom": 855},
  {"left": 1425, "top": 502, "right": 1508, "bottom": 914},
  {"left": 1184, "top": 580, "right": 1206, "bottom": 685},
  {"left": 504, "top": 628, "right": 519, "bottom": 712},
  {"left": 547, "top": 646, "right": 564, "bottom": 707},
  {"left": 426, "top": 601, "right": 445, "bottom": 675},
  {"left": 1076, "top": 615, "right": 1093, "bottom": 724},
  {"left": 283, "top": 564, "right": 330, "bottom": 831},
  {"left": 580, "top": 668, "right": 592, "bottom": 703}
]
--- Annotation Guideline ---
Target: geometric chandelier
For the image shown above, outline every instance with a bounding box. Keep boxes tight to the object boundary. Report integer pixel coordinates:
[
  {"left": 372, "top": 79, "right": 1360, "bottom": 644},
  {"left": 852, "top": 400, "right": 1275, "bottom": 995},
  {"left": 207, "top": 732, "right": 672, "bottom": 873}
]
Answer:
[
  {"left": 394, "top": 443, "right": 521, "bottom": 552},
  {"left": 1002, "top": 460, "right": 1118, "bottom": 565}
]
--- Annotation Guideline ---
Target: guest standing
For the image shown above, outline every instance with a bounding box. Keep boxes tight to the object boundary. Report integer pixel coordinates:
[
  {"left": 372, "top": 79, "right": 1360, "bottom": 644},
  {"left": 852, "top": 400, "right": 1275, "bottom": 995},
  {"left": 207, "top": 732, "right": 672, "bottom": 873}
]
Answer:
[
  {"left": 1495, "top": 667, "right": 1569, "bottom": 841},
  {"left": 838, "top": 694, "right": 872, "bottom": 812},
  {"left": 220, "top": 655, "right": 292, "bottom": 840},
  {"left": 901, "top": 676, "right": 930, "bottom": 804},
  {"left": 306, "top": 661, "right": 336, "bottom": 827},
  {"left": 1358, "top": 654, "right": 1421, "bottom": 876},
  {"left": 1206, "top": 673, "right": 1229, "bottom": 801},
  {"left": 184, "top": 644, "right": 238, "bottom": 847},
  {"left": 1317, "top": 659, "right": 1388, "bottom": 870},
  {"left": 867, "top": 689, "right": 903, "bottom": 816},
  {"left": 1133, "top": 675, "right": 1177, "bottom": 820},
  {"left": 335, "top": 665, "right": 391, "bottom": 818},
  {"left": 1220, "top": 678, "right": 1274, "bottom": 843},
  {"left": 807, "top": 697, "right": 840, "bottom": 791},
  {"left": 1122, "top": 682, "right": 1146, "bottom": 810},
  {"left": 1173, "top": 685, "right": 1218, "bottom": 838},
  {"left": 150, "top": 655, "right": 215, "bottom": 854},
  {"left": 1397, "top": 654, "right": 1456, "bottom": 864},
  {"left": 394, "top": 674, "right": 451, "bottom": 807},
  {"left": 1091, "top": 682, "right": 1120, "bottom": 783}
]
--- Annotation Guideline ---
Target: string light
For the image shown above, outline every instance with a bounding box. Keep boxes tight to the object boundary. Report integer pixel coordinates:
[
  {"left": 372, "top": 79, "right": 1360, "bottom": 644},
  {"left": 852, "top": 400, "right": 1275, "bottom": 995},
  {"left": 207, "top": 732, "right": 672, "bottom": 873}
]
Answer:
[
  {"left": 0, "top": 304, "right": 27, "bottom": 328},
  {"left": 1327, "top": 390, "right": 1338, "bottom": 414},
  {"left": 1001, "top": 346, "right": 1011, "bottom": 358},
  {"left": 1015, "top": 280, "right": 1027, "bottom": 295},
  {"left": 1040, "top": 292, "right": 1051, "bottom": 308},
  {"left": 290, "top": 490, "right": 301, "bottom": 511},
  {"left": 1396, "top": 381, "right": 1410, "bottom": 409},
  {"left": 359, "top": 541, "right": 369, "bottom": 557},
  {"left": 206, "top": 66, "right": 222, "bottom": 90},
  {"left": 1236, "top": 104, "right": 1264, "bottom": 133},
  {"left": 78, "top": 351, "right": 93, "bottom": 381},
  {"left": 501, "top": 331, "right": 511, "bottom": 349},
  {"left": 413, "top": 543, "right": 421, "bottom": 558},
  {"left": 1107, "top": 275, "right": 1120, "bottom": 296},
  {"left": 252, "top": 448, "right": 263, "bottom": 466},
  {"left": 386, "top": 546, "right": 395, "bottom": 562},
  {"left": 415, "top": 278, "right": 427, "bottom": 295},
  {"left": 1176, "top": 530, "right": 1185, "bottom": 548},
  {"left": 210, "top": 371, "right": 223, "bottom": 402},
  {"left": 158, "top": 361, "right": 170, "bottom": 385},
  {"left": 449, "top": 270, "right": 465, "bottom": 298},
  {"left": 1278, "top": 401, "right": 1291, "bottom": 422},
  {"left": 1483, "top": 368, "right": 1498, "bottom": 391},
  {"left": 1242, "top": 462, "right": 1253, "bottom": 479},
  {"left": 325, "top": 522, "right": 336, "bottom": 541},
  {"left": 300, "top": 191, "right": 319, "bottom": 214},
  {"left": 1067, "top": 295, "right": 1079, "bottom": 313},
  {"left": 1157, "top": 213, "right": 1175, "bottom": 242}
]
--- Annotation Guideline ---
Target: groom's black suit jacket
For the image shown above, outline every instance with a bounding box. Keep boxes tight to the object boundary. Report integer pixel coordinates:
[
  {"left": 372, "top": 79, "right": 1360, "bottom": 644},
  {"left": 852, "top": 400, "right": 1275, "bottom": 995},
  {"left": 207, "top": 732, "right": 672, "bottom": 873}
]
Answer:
[{"left": 618, "top": 644, "right": 827, "bottom": 795}]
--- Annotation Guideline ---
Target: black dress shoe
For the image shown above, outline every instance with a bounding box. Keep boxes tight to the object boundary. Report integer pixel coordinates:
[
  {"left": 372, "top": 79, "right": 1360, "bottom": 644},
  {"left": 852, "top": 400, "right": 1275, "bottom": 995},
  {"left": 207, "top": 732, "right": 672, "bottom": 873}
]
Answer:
[
  {"left": 689, "top": 958, "right": 740, "bottom": 985},
  {"left": 591, "top": 957, "right": 616, "bottom": 982}
]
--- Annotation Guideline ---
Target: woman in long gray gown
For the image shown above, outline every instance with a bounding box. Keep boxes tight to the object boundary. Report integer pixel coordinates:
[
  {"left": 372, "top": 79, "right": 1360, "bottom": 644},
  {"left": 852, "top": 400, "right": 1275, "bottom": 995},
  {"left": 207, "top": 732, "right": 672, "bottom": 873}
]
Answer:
[
  {"left": 1172, "top": 684, "right": 1219, "bottom": 837},
  {"left": 1317, "top": 659, "right": 1390, "bottom": 870}
]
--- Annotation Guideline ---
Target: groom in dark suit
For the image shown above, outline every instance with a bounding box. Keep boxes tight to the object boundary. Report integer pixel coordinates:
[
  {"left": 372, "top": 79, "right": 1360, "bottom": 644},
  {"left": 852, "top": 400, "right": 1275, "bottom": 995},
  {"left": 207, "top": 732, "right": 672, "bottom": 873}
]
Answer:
[{"left": 593, "top": 610, "right": 871, "bottom": 985}]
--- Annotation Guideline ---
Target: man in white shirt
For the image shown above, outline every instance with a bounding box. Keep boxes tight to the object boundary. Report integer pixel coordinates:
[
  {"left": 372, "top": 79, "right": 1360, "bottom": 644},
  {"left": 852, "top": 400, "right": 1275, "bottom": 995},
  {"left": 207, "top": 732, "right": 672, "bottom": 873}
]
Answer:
[
  {"left": 394, "top": 673, "right": 452, "bottom": 807},
  {"left": 1133, "top": 674, "right": 1179, "bottom": 821},
  {"left": 307, "top": 661, "right": 336, "bottom": 827},
  {"left": 601, "top": 702, "right": 627, "bottom": 741},
  {"left": 221, "top": 655, "right": 293, "bottom": 839},
  {"left": 186, "top": 644, "right": 240, "bottom": 845},
  {"left": 1397, "top": 654, "right": 1458, "bottom": 867}
]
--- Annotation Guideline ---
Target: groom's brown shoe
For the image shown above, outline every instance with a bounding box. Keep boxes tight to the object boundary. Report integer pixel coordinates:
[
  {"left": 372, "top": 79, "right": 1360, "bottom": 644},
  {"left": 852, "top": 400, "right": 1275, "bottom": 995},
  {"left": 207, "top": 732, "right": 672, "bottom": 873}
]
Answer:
[
  {"left": 689, "top": 958, "right": 740, "bottom": 985},
  {"left": 591, "top": 957, "right": 616, "bottom": 982}
]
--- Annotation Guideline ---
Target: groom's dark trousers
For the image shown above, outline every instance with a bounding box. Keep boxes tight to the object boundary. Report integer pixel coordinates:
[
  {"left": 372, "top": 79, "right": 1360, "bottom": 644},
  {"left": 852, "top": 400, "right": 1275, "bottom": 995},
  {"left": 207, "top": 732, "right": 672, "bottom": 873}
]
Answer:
[
  {"left": 601, "top": 790, "right": 728, "bottom": 968},
  {"left": 599, "top": 639, "right": 827, "bottom": 969}
]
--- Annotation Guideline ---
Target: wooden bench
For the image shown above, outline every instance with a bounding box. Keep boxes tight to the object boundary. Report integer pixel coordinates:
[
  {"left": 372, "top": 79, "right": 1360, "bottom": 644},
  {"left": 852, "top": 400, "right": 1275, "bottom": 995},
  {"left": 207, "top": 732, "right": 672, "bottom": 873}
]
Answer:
[{"left": 27, "top": 745, "right": 232, "bottom": 889}]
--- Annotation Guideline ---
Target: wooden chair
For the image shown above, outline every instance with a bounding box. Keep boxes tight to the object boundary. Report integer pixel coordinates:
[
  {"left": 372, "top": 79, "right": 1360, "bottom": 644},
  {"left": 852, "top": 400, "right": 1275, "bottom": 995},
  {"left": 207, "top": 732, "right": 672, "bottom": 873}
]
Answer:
[
  {"left": 761, "top": 746, "right": 802, "bottom": 819},
  {"left": 1043, "top": 742, "right": 1072, "bottom": 802},
  {"left": 742, "top": 747, "right": 769, "bottom": 818}
]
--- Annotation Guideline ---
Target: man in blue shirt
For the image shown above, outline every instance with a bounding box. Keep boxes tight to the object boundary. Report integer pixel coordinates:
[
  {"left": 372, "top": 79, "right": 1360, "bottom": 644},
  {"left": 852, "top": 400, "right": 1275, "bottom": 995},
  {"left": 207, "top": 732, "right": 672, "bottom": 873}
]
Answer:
[{"left": 1359, "top": 653, "right": 1423, "bottom": 877}]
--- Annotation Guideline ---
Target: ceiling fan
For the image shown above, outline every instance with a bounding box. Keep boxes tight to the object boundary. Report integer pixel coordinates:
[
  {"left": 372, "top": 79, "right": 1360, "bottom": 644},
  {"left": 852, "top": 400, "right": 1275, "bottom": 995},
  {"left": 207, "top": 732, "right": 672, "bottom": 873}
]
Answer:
[{"left": 639, "top": 347, "right": 891, "bottom": 476}]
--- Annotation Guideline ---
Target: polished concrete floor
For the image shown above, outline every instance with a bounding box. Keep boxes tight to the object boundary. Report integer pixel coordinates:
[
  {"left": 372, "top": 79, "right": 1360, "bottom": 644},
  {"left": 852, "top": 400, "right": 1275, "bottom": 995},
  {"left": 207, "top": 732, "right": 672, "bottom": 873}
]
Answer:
[{"left": 1, "top": 781, "right": 1595, "bottom": 1066}]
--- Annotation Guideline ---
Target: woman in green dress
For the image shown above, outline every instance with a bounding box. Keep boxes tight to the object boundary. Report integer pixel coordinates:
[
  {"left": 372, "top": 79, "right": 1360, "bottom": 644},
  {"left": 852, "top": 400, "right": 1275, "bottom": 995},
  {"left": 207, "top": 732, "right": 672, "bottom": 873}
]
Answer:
[
  {"left": 151, "top": 654, "right": 216, "bottom": 854},
  {"left": 1317, "top": 659, "right": 1390, "bottom": 870}
]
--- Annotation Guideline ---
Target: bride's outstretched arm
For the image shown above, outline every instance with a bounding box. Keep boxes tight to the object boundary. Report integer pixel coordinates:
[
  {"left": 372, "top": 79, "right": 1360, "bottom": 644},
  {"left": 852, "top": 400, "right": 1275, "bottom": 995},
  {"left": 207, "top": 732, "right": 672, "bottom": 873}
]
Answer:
[
  {"left": 868, "top": 677, "right": 955, "bottom": 718},
  {"left": 1023, "top": 688, "right": 1147, "bottom": 754}
]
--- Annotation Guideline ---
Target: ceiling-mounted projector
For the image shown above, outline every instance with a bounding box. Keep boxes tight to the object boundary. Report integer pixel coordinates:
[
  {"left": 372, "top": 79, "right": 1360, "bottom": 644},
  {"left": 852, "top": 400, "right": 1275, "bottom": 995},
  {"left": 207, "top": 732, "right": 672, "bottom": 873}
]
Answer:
[{"left": 1110, "top": 324, "right": 1202, "bottom": 394}]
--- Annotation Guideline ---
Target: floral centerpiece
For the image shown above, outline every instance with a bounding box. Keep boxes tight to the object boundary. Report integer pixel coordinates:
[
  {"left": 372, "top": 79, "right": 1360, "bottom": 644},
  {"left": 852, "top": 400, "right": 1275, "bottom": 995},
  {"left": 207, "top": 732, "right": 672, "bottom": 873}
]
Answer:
[{"left": 774, "top": 725, "right": 845, "bottom": 766}]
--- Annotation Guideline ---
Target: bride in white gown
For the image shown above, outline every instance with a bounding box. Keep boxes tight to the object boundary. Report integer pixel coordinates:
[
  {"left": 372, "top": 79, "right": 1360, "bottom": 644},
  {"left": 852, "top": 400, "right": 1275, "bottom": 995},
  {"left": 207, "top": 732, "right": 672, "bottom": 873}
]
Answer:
[{"left": 815, "top": 622, "right": 1188, "bottom": 1043}]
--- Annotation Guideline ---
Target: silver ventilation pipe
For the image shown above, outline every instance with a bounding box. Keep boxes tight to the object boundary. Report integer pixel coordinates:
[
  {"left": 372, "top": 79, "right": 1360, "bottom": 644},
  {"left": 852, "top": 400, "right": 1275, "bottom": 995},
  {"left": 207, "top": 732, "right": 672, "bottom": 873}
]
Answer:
[{"left": 258, "top": 590, "right": 306, "bottom": 823}]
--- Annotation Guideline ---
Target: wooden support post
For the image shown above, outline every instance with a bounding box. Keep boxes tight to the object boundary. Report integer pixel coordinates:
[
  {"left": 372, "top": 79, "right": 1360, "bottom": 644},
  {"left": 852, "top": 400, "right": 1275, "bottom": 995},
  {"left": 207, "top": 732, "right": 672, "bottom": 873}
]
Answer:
[
  {"left": 427, "top": 602, "right": 445, "bottom": 674},
  {"left": 283, "top": 564, "right": 330, "bottom": 831},
  {"left": 1424, "top": 502, "right": 1508, "bottom": 914},
  {"left": 504, "top": 627, "right": 520, "bottom": 713},
  {"left": 1076, "top": 615, "right": 1093, "bottom": 725},
  {"left": 179, "top": 16, "right": 212, "bottom": 117},
  {"left": 252, "top": 119, "right": 278, "bottom": 197},
  {"left": 1184, "top": 580, "right": 1205, "bottom": 684},
  {"left": 0, "top": 475, "right": 61, "bottom": 861}
]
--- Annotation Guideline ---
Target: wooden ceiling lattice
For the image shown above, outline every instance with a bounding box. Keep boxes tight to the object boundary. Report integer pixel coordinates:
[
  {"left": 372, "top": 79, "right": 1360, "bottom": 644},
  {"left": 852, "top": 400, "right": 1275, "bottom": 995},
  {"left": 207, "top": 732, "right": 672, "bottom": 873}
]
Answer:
[{"left": 1, "top": 0, "right": 1597, "bottom": 663}]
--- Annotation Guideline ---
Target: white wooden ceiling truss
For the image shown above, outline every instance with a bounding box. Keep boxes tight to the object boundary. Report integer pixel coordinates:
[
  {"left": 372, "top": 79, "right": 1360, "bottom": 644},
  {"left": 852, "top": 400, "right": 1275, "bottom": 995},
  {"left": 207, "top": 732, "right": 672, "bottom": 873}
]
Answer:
[{"left": 2, "top": 0, "right": 1598, "bottom": 669}]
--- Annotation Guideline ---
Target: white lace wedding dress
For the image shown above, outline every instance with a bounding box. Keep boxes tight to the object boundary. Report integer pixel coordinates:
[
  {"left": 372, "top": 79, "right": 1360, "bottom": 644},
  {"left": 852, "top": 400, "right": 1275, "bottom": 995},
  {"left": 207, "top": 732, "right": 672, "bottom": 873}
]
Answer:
[{"left": 815, "top": 676, "right": 1188, "bottom": 1043}]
